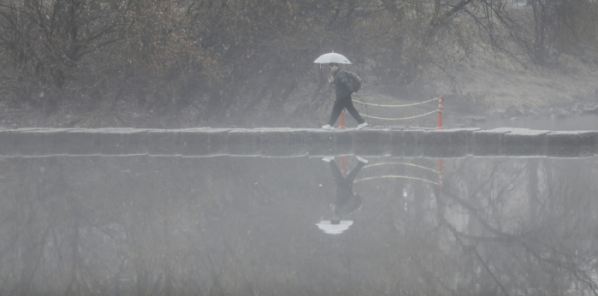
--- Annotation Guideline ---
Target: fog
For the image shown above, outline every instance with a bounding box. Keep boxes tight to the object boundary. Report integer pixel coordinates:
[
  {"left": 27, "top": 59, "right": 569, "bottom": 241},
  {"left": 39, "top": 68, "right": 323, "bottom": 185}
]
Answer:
[
  {"left": 2, "top": 0, "right": 597, "bottom": 128},
  {"left": 1, "top": 0, "right": 598, "bottom": 294},
  {"left": 1, "top": 149, "right": 597, "bottom": 295}
]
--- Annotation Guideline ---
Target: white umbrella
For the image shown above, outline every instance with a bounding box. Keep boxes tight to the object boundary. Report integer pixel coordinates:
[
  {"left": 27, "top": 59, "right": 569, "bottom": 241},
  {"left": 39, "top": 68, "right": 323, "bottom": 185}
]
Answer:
[
  {"left": 316, "top": 220, "right": 353, "bottom": 235},
  {"left": 314, "top": 52, "right": 352, "bottom": 64}
]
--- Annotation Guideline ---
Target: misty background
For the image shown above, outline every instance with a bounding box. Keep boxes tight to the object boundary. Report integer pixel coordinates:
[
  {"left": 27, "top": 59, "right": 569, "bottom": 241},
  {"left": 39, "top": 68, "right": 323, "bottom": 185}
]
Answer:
[
  {"left": 2, "top": 1, "right": 598, "bottom": 295},
  {"left": 1, "top": 0, "right": 597, "bottom": 128}
]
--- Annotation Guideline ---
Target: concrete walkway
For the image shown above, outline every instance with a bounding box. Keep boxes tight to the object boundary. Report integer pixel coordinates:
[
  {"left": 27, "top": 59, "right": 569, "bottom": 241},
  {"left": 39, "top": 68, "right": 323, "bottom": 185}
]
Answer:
[{"left": 0, "top": 127, "right": 596, "bottom": 158}]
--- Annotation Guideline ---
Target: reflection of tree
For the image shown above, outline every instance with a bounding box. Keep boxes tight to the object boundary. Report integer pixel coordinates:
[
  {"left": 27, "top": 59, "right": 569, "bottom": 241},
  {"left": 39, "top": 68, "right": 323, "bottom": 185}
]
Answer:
[
  {"left": 0, "top": 157, "right": 597, "bottom": 295},
  {"left": 439, "top": 158, "right": 598, "bottom": 295}
]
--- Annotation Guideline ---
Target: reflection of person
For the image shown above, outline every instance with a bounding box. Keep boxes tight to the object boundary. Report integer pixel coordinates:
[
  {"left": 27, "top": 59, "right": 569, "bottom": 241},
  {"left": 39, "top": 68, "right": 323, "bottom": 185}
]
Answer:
[
  {"left": 322, "top": 156, "right": 368, "bottom": 224},
  {"left": 322, "top": 63, "right": 367, "bottom": 130}
]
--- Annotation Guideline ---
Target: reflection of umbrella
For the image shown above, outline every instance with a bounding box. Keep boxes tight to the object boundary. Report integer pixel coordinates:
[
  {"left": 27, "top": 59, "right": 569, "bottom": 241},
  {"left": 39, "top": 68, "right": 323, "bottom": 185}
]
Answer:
[
  {"left": 314, "top": 52, "right": 352, "bottom": 64},
  {"left": 316, "top": 220, "right": 353, "bottom": 235}
]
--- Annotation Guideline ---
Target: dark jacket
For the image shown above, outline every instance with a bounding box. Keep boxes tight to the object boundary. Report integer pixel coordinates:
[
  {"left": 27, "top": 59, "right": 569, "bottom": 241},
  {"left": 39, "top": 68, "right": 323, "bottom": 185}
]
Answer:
[
  {"left": 332, "top": 69, "right": 355, "bottom": 100},
  {"left": 329, "top": 161, "right": 365, "bottom": 217}
]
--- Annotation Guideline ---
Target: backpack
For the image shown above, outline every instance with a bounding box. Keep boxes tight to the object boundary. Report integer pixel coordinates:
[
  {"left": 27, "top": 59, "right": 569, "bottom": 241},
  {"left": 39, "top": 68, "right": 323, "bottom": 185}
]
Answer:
[{"left": 346, "top": 71, "right": 361, "bottom": 92}]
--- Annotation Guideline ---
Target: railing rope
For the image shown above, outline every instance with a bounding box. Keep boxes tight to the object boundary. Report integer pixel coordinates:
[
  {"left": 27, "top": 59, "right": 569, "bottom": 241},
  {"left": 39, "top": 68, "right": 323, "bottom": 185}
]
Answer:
[
  {"left": 355, "top": 175, "right": 440, "bottom": 185},
  {"left": 353, "top": 97, "right": 437, "bottom": 108},
  {"left": 361, "top": 109, "right": 437, "bottom": 121},
  {"left": 363, "top": 162, "right": 439, "bottom": 173}
]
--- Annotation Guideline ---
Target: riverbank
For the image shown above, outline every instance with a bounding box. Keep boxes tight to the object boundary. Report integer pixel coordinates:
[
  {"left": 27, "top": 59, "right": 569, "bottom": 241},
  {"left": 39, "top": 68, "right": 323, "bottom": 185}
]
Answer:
[{"left": 1, "top": 45, "right": 597, "bottom": 130}]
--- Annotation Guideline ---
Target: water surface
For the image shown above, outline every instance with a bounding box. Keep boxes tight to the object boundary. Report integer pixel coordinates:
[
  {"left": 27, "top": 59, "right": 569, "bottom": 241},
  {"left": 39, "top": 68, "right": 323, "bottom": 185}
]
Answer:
[{"left": 1, "top": 154, "right": 596, "bottom": 295}]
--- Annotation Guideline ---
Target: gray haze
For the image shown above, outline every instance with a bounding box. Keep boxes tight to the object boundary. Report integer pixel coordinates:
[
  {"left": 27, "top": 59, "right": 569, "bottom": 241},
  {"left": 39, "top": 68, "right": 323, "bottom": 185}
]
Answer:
[
  {"left": 1, "top": 0, "right": 598, "bottom": 295},
  {"left": 1, "top": 151, "right": 597, "bottom": 295}
]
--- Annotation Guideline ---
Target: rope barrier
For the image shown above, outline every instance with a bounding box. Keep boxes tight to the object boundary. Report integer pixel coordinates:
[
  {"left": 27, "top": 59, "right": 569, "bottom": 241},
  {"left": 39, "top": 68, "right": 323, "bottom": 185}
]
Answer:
[
  {"left": 364, "top": 162, "right": 439, "bottom": 173},
  {"left": 355, "top": 175, "right": 440, "bottom": 185},
  {"left": 353, "top": 97, "right": 437, "bottom": 108},
  {"left": 361, "top": 109, "right": 438, "bottom": 121}
]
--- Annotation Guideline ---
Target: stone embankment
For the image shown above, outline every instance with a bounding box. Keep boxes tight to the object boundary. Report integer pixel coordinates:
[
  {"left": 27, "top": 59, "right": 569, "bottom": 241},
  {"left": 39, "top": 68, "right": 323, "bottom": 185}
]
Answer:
[{"left": 0, "top": 127, "right": 596, "bottom": 158}]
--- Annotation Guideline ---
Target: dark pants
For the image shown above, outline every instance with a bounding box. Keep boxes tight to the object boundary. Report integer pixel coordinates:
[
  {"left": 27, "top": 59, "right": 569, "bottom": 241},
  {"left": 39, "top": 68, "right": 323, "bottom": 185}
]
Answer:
[
  {"left": 328, "top": 97, "right": 365, "bottom": 126},
  {"left": 329, "top": 160, "right": 366, "bottom": 217},
  {"left": 329, "top": 160, "right": 366, "bottom": 192}
]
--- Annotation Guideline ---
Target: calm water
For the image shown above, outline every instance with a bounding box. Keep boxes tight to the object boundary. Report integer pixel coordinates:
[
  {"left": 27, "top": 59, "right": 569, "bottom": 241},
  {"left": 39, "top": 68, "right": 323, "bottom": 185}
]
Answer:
[{"left": 0, "top": 154, "right": 596, "bottom": 295}]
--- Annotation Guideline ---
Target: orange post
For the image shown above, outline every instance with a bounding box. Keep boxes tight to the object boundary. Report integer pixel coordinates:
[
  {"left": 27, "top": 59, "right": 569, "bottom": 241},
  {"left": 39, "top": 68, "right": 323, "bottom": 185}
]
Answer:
[
  {"left": 436, "top": 96, "right": 444, "bottom": 185},
  {"left": 339, "top": 109, "right": 345, "bottom": 174},
  {"left": 436, "top": 96, "right": 443, "bottom": 129},
  {"left": 437, "top": 95, "right": 444, "bottom": 185},
  {"left": 438, "top": 159, "right": 444, "bottom": 186}
]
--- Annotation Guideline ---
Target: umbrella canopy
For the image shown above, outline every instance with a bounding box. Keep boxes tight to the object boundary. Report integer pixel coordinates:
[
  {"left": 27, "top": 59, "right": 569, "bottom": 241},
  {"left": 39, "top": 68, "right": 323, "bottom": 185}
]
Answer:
[
  {"left": 316, "top": 220, "right": 353, "bottom": 235},
  {"left": 314, "top": 52, "right": 352, "bottom": 64}
]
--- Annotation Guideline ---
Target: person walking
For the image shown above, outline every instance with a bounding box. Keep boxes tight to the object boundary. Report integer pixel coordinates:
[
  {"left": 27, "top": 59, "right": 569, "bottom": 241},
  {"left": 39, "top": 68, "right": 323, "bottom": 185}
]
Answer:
[
  {"left": 322, "top": 156, "right": 368, "bottom": 224},
  {"left": 322, "top": 63, "right": 368, "bottom": 130}
]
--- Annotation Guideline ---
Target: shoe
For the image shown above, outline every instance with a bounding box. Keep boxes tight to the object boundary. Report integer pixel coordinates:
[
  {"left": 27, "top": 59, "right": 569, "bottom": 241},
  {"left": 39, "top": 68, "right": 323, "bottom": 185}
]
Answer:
[
  {"left": 356, "top": 156, "right": 368, "bottom": 163},
  {"left": 356, "top": 122, "right": 368, "bottom": 129},
  {"left": 322, "top": 124, "right": 334, "bottom": 130},
  {"left": 322, "top": 156, "right": 334, "bottom": 162}
]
